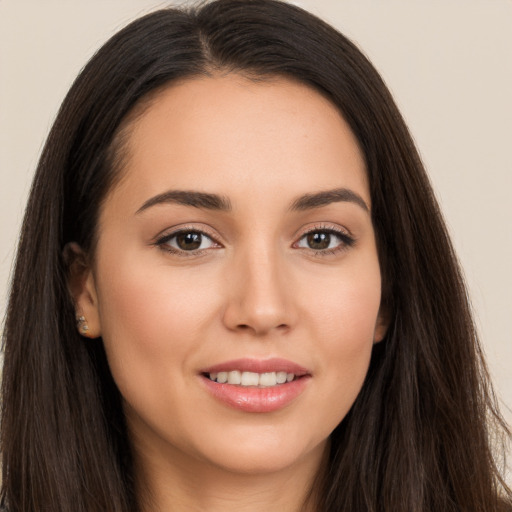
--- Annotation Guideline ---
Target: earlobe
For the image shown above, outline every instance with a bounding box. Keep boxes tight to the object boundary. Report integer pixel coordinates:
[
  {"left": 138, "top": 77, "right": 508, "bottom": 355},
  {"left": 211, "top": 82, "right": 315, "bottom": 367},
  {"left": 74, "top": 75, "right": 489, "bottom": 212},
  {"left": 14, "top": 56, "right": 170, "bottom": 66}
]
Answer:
[{"left": 64, "top": 242, "right": 102, "bottom": 338}]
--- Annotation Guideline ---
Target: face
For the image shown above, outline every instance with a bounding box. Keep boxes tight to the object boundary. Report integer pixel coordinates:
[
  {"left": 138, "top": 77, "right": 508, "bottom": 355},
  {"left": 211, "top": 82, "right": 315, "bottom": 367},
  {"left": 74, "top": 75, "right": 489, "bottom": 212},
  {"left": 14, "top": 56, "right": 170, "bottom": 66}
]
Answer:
[{"left": 75, "top": 75, "right": 386, "bottom": 478}]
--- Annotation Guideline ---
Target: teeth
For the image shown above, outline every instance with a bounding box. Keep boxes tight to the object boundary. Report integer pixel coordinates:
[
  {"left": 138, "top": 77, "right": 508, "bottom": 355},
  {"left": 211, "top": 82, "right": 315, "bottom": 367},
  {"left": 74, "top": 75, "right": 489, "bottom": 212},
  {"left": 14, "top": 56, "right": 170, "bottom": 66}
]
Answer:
[
  {"left": 276, "top": 371, "right": 287, "bottom": 384},
  {"left": 228, "top": 370, "right": 241, "bottom": 384},
  {"left": 241, "top": 371, "right": 259, "bottom": 386},
  {"left": 208, "top": 371, "right": 297, "bottom": 387},
  {"left": 259, "top": 372, "right": 276, "bottom": 386}
]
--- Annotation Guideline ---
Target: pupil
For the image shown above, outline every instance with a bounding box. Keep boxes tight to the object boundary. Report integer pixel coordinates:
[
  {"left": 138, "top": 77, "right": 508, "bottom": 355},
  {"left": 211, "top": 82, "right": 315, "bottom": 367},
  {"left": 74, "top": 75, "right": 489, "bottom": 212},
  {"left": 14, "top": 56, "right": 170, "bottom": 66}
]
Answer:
[
  {"left": 177, "top": 232, "right": 201, "bottom": 250},
  {"left": 307, "top": 232, "right": 330, "bottom": 250}
]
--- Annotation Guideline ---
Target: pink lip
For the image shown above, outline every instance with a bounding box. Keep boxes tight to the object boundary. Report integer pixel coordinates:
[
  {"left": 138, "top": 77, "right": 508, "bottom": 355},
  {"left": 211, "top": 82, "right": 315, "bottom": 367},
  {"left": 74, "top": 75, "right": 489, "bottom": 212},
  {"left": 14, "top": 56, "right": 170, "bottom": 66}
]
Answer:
[
  {"left": 200, "top": 358, "right": 311, "bottom": 413},
  {"left": 201, "top": 358, "right": 309, "bottom": 376}
]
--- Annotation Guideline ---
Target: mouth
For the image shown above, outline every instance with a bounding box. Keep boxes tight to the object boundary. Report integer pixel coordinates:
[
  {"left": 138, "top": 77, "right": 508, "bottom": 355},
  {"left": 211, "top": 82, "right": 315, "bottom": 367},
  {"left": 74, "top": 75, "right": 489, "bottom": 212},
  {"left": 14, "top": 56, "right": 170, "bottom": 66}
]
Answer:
[
  {"left": 200, "top": 358, "right": 311, "bottom": 413},
  {"left": 204, "top": 370, "right": 298, "bottom": 387}
]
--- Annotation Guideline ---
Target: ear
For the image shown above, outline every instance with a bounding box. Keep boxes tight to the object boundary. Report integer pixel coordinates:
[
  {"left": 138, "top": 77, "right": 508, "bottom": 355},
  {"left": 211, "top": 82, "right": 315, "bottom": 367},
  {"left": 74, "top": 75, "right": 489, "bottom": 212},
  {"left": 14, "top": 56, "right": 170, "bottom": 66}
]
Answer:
[
  {"left": 64, "top": 242, "right": 102, "bottom": 339},
  {"left": 373, "top": 305, "right": 390, "bottom": 344}
]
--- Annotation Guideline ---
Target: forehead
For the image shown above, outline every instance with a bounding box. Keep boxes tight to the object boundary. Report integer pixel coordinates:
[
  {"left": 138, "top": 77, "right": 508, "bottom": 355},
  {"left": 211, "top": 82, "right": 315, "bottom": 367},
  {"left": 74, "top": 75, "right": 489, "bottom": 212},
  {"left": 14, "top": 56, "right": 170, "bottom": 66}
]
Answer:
[{"left": 108, "top": 74, "right": 368, "bottom": 211}]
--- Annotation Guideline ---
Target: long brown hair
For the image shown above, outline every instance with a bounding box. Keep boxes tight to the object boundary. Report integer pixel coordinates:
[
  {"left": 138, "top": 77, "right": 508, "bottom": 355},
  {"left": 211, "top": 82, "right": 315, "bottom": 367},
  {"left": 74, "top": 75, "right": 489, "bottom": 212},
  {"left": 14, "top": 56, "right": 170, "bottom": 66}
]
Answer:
[{"left": 2, "top": 1, "right": 510, "bottom": 510}]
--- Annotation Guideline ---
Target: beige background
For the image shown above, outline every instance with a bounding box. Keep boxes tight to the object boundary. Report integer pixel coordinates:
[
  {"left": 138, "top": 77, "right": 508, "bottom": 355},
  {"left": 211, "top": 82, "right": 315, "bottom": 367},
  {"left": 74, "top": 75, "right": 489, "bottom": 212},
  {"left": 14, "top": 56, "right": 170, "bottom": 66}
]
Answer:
[{"left": 0, "top": 0, "right": 511, "bottom": 434}]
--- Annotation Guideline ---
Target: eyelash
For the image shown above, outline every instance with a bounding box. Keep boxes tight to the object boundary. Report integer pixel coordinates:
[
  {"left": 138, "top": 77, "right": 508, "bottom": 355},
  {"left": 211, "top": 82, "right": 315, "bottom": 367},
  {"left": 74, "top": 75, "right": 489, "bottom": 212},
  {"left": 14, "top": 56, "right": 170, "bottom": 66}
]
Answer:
[
  {"left": 295, "top": 225, "right": 356, "bottom": 256},
  {"left": 154, "top": 226, "right": 219, "bottom": 257},
  {"left": 154, "top": 225, "right": 355, "bottom": 257}
]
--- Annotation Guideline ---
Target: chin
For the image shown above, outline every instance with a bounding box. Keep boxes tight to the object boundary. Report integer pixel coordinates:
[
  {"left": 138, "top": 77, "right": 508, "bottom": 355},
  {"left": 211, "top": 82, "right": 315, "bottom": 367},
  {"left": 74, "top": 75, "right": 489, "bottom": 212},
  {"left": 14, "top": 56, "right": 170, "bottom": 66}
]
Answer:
[{"left": 190, "top": 423, "right": 329, "bottom": 476}]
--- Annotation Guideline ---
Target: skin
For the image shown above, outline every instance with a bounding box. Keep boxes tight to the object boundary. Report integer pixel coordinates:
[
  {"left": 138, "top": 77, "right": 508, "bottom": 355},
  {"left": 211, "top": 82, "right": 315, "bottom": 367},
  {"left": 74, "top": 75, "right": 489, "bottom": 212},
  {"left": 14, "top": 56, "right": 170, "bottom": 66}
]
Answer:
[{"left": 72, "top": 74, "right": 387, "bottom": 511}]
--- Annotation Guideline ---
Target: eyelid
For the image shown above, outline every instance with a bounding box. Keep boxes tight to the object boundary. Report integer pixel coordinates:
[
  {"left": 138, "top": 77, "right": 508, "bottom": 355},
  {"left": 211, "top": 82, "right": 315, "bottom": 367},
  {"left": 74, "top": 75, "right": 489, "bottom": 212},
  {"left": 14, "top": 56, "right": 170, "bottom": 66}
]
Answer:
[
  {"left": 152, "top": 222, "right": 355, "bottom": 257},
  {"left": 293, "top": 223, "right": 356, "bottom": 254},
  {"left": 153, "top": 223, "right": 221, "bottom": 242},
  {"left": 153, "top": 224, "right": 223, "bottom": 256},
  {"left": 293, "top": 222, "right": 354, "bottom": 240}
]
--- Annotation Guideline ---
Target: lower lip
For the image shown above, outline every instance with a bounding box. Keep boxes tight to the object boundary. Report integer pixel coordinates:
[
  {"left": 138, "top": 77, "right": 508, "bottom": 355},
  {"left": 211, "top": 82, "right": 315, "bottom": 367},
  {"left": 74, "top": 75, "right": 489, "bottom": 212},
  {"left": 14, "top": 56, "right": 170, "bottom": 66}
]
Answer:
[{"left": 201, "top": 375, "right": 310, "bottom": 413}]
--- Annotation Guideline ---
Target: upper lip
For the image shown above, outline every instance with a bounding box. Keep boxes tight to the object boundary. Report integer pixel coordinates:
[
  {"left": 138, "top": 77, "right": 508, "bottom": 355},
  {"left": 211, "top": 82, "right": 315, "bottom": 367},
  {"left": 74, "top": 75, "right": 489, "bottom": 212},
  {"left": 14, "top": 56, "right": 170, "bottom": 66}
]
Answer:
[{"left": 201, "top": 358, "right": 310, "bottom": 376}]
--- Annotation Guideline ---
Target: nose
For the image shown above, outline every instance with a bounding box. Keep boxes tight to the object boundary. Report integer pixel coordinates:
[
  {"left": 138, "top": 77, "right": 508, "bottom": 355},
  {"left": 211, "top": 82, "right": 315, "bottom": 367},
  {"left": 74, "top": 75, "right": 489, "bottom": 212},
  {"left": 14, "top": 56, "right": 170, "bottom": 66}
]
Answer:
[{"left": 222, "top": 247, "right": 297, "bottom": 336}]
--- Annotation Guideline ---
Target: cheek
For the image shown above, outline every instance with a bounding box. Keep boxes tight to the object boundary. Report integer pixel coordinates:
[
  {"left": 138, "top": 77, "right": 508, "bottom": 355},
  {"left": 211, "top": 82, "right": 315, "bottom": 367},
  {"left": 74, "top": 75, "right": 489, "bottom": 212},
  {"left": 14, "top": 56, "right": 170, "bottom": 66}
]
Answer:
[
  {"left": 303, "top": 258, "right": 381, "bottom": 411},
  {"left": 305, "top": 255, "right": 382, "bottom": 343},
  {"left": 98, "top": 249, "right": 218, "bottom": 328},
  {"left": 94, "top": 251, "right": 222, "bottom": 386}
]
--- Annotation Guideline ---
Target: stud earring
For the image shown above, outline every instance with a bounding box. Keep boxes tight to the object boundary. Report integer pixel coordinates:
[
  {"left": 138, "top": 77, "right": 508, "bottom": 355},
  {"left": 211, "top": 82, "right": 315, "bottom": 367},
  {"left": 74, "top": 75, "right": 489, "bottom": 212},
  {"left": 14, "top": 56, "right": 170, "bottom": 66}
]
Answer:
[{"left": 76, "top": 315, "right": 89, "bottom": 335}]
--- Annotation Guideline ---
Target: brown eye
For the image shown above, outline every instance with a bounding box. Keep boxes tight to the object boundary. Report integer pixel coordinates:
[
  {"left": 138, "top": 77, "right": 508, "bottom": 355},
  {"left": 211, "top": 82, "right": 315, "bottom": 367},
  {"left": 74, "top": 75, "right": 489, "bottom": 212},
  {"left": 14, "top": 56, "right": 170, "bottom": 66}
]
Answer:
[
  {"left": 158, "top": 230, "right": 217, "bottom": 253},
  {"left": 306, "top": 232, "right": 331, "bottom": 250},
  {"left": 296, "top": 229, "right": 354, "bottom": 253},
  {"left": 176, "top": 232, "right": 203, "bottom": 250}
]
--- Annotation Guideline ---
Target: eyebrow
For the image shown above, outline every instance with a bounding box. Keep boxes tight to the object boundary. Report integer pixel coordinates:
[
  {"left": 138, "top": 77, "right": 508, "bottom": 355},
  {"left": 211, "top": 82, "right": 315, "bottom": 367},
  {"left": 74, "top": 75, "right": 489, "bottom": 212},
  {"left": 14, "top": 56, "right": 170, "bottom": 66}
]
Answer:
[
  {"left": 290, "top": 188, "right": 369, "bottom": 213},
  {"left": 136, "top": 190, "right": 232, "bottom": 214},
  {"left": 136, "top": 187, "right": 369, "bottom": 215}
]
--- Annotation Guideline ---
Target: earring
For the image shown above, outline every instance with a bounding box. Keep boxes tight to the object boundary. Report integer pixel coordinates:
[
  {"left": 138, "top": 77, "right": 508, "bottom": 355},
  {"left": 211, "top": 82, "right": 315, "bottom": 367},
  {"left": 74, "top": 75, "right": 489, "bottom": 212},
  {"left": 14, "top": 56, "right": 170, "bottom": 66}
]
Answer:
[{"left": 76, "top": 315, "right": 89, "bottom": 335}]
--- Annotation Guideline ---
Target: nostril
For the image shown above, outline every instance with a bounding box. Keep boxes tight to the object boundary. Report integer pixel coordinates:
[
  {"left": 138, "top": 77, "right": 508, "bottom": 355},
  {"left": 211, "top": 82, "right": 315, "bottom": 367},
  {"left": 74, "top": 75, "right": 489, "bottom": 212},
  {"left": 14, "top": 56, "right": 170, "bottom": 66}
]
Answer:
[{"left": 235, "top": 322, "right": 290, "bottom": 333}]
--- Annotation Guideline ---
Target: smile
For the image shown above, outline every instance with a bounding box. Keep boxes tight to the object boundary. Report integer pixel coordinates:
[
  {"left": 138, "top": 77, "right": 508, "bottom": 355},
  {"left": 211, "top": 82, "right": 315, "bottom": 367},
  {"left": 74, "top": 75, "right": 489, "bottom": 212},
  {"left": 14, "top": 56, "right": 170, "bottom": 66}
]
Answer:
[
  {"left": 201, "top": 358, "right": 311, "bottom": 413},
  {"left": 207, "top": 370, "right": 296, "bottom": 387}
]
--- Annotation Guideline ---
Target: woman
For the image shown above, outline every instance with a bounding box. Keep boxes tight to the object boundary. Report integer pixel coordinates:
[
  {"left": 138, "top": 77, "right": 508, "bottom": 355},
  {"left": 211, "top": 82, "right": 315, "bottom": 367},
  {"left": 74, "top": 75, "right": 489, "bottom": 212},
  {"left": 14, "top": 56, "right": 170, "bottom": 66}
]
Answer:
[{"left": 1, "top": 0, "right": 510, "bottom": 510}]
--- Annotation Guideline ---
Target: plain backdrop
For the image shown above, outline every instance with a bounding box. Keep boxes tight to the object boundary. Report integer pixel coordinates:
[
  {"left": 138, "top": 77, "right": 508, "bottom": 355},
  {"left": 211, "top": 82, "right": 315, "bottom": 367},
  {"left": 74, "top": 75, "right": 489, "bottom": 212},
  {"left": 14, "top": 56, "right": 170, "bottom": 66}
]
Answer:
[{"left": 0, "top": 0, "right": 511, "bottom": 434}]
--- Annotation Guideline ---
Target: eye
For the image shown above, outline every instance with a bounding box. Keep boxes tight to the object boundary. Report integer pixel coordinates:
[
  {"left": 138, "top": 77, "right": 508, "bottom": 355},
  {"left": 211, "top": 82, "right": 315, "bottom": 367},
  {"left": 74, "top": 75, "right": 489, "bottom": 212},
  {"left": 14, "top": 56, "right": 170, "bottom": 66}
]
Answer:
[
  {"left": 295, "top": 228, "right": 354, "bottom": 252},
  {"left": 156, "top": 229, "right": 218, "bottom": 254}
]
